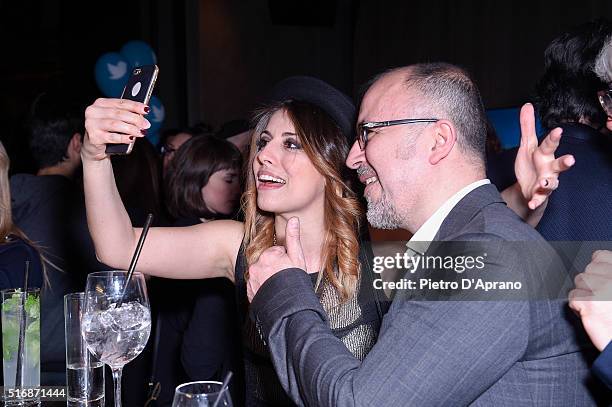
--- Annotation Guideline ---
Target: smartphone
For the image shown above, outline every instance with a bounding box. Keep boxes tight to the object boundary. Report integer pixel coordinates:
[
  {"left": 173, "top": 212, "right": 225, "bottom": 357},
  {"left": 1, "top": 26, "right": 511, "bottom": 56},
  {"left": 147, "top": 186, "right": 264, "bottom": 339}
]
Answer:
[{"left": 105, "top": 65, "right": 159, "bottom": 155}]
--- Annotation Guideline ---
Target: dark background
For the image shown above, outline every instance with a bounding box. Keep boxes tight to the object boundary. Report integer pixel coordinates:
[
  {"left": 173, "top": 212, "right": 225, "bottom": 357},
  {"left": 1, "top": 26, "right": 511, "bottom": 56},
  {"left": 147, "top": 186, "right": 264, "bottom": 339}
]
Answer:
[{"left": 1, "top": 0, "right": 611, "bottom": 173}]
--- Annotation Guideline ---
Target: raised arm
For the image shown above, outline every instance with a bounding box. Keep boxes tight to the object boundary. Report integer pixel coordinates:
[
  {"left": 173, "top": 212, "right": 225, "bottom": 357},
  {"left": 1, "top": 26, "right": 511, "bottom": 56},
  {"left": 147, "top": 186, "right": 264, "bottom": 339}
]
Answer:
[
  {"left": 81, "top": 98, "right": 242, "bottom": 281},
  {"left": 501, "top": 103, "right": 574, "bottom": 226}
]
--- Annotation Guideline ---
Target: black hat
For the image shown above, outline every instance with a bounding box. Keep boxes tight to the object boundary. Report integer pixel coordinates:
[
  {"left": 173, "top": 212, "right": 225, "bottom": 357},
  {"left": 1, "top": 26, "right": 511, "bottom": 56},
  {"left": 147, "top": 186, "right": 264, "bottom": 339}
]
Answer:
[{"left": 264, "top": 76, "right": 356, "bottom": 143}]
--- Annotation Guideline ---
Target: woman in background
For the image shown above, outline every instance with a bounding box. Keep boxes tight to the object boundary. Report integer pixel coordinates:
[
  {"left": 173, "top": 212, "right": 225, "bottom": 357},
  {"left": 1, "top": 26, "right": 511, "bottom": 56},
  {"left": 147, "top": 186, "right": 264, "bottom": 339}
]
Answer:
[
  {"left": 0, "top": 141, "right": 45, "bottom": 385},
  {"left": 0, "top": 140, "right": 44, "bottom": 290},
  {"left": 164, "top": 135, "right": 241, "bottom": 225},
  {"left": 151, "top": 135, "right": 244, "bottom": 405}
]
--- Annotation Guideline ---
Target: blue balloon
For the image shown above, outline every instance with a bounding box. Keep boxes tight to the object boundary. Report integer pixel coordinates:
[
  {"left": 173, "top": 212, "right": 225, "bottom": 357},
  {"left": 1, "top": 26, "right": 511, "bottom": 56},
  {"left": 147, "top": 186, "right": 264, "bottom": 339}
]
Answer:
[
  {"left": 145, "top": 95, "right": 165, "bottom": 138},
  {"left": 145, "top": 131, "right": 160, "bottom": 148},
  {"left": 120, "top": 40, "right": 157, "bottom": 69},
  {"left": 94, "top": 52, "right": 129, "bottom": 97}
]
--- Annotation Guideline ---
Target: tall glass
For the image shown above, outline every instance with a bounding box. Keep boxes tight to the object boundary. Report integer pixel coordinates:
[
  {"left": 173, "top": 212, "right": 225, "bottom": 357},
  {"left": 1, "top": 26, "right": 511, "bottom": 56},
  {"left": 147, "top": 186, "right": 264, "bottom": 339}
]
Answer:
[
  {"left": 81, "top": 271, "right": 151, "bottom": 407},
  {"left": 64, "top": 293, "right": 105, "bottom": 406},
  {"left": 1, "top": 288, "right": 40, "bottom": 405},
  {"left": 172, "top": 381, "right": 232, "bottom": 407}
]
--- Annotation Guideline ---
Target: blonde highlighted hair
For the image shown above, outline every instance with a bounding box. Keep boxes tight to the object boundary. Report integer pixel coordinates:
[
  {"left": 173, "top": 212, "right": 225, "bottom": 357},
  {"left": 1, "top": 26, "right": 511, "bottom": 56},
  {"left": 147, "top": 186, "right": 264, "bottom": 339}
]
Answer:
[
  {"left": 243, "top": 100, "right": 362, "bottom": 301},
  {"left": 0, "top": 141, "right": 50, "bottom": 285},
  {"left": 0, "top": 142, "right": 22, "bottom": 240}
]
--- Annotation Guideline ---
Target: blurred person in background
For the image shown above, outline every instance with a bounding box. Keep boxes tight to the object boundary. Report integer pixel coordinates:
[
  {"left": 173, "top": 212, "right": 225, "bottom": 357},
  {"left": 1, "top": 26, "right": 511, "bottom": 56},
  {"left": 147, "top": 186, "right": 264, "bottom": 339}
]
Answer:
[
  {"left": 151, "top": 135, "right": 243, "bottom": 405},
  {"left": 569, "top": 33, "right": 612, "bottom": 390},
  {"left": 189, "top": 121, "right": 214, "bottom": 137},
  {"left": 217, "top": 119, "right": 253, "bottom": 158},
  {"left": 8, "top": 92, "right": 85, "bottom": 385},
  {"left": 532, "top": 18, "right": 612, "bottom": 243},
  {"left": 159, "top": 128, "right": 196, "bottom": 176},
  {"left": 0, "top": 139, "right": 46, "bottom": 384},
  {"left": 0, "top": 140, "right": 44, "bottom": 290},
  {"left": 164, "top": 135, "right": 241, "bottom": 225}
]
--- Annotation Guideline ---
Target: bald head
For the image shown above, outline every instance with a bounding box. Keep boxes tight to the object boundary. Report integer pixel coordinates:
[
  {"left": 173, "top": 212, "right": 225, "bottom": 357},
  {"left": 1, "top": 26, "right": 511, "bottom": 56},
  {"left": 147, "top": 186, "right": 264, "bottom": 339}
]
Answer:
[{"left": 369, "top": 63, "right": 487, "bottom": 165}]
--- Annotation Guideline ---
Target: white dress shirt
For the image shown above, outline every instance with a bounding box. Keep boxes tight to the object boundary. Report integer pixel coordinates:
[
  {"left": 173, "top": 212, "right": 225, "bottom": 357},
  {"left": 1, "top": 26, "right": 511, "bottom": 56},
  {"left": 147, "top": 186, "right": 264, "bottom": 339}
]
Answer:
[{"left": 406, "top": 179, "right": 491, "bottom": 255}]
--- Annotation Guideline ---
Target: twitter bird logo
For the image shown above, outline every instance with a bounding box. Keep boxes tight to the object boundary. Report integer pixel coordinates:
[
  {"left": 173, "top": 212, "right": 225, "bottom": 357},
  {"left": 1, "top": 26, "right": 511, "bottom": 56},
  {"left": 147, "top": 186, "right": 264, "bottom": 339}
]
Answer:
[
  {"left": 108, "top": 61, "right": 128, "bottom": 80},
  {"left": 95, "top": 52, "right": 130, "bottom": 97}
]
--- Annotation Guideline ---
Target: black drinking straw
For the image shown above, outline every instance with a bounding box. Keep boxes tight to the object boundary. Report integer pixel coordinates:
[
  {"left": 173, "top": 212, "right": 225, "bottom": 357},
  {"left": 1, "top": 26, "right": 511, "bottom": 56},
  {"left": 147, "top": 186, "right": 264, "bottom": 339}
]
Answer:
[
  {"left": 15, "top": 260, "right": 30, "bottom": 388},
  {"left": 116, "top": 213, "right": 154, "bottom": 308}
]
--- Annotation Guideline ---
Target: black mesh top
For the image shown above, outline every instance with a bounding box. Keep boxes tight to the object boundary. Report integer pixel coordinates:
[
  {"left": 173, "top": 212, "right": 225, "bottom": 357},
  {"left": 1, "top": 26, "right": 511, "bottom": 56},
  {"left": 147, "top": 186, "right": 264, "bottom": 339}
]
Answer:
[{"left": 234, "top": 241, "right": 387, "bottom": 406}]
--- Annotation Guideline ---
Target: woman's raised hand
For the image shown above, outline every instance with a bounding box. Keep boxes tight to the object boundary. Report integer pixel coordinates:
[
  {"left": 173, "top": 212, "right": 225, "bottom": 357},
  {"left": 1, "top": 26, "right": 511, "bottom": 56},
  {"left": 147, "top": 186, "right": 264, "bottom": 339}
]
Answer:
[{"left": 82, "top": 98, "right": 151, "bottom": 161}]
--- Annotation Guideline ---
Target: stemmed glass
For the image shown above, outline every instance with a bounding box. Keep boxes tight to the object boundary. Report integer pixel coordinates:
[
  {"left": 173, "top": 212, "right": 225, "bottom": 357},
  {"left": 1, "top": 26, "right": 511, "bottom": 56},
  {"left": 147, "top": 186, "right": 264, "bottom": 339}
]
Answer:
[
  {"left": 81, "top": 271, "right": 151, "bottom": 407},
  {"left": 172, "top": 381, "right": 233, "bottom": 407}
]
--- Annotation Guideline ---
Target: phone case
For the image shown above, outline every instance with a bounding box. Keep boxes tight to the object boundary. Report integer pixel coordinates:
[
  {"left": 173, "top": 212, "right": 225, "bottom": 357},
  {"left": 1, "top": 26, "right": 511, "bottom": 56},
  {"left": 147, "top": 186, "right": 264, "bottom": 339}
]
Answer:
[{"left": 105, "top": 65, "right": 159, "bottom": 155}]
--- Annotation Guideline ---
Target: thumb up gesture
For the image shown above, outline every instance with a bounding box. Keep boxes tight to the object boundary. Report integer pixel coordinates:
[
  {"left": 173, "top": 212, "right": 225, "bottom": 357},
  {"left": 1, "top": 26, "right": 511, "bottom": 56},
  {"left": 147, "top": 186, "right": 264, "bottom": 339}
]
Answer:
[{"left": 247, "top": 217, "right": 306, "bottom": 302}]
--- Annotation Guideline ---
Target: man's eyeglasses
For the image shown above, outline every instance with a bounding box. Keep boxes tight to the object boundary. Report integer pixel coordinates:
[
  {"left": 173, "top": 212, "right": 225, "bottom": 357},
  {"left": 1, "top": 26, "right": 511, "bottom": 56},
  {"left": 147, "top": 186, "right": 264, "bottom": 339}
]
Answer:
[
  {"left": 160, "top": 144, "right": 176, "bottom": 156},
  {"left": 597, "top": 89, "right": 612, "bottom": 117},
  {"left": 357, "top": 118, "right": 439, "bottom": 150}
]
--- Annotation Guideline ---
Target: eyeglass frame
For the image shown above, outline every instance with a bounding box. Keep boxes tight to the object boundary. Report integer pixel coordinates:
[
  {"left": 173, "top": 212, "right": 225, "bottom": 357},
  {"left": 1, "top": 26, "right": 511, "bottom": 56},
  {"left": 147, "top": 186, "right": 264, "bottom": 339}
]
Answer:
[
  {"left": 160, "top": 144, "right": 177, "bottom": 156},
  {"left": 357, "top": 118, "right": 439, "bottom": 150},
  {"left": 597, "top": 89, "right": 612, "bottom": 117}
]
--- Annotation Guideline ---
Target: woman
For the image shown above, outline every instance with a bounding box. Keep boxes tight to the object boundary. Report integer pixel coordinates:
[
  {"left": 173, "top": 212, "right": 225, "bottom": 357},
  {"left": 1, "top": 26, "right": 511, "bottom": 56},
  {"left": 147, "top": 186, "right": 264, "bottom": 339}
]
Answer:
[
  {"left": 152, "top": 135, "right": 243, "bottom": 405},
  {"left": 0, "top": 141, "right": 44, "bottom": 290},
  {"left": 82, "top": 78, "right": 566, "bottom": 405},
  {"left": 165, "top": 135, "right": 242, "bottom": 225},
  {"left": 0, "top": 141, "right": 45, "bottom": 386},
  {"left": 85, "top": 93, "right": 381, "bottom": 405}
]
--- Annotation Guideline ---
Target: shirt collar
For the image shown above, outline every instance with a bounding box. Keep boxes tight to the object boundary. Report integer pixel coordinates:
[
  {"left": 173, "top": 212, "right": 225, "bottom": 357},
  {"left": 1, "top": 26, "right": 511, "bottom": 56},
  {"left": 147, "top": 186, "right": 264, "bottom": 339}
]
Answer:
[{"left": 407, "top": 179, "right": 491, "bottom": 254}]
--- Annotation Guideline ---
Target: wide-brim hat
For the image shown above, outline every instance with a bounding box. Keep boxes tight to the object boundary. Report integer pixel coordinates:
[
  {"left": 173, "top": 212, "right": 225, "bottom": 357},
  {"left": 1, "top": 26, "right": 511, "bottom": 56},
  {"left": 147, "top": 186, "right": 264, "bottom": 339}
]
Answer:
[{"left": 263, "top": 76, "right": 356, "bottom": 143}]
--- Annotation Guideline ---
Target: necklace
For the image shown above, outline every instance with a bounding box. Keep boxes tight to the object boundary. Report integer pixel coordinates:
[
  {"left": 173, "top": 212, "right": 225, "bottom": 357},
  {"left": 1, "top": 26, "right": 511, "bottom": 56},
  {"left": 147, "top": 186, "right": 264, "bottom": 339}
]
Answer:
[{"left": 273, "top": 233, "right": 277, "bottom": 246}]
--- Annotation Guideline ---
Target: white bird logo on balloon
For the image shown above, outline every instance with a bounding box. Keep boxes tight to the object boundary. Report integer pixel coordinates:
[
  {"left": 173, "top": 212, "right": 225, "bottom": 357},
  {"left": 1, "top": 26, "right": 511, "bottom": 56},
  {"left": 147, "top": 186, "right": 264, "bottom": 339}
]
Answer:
[{"left": 107, "top": 61, "right": 127, "bottom": 80}]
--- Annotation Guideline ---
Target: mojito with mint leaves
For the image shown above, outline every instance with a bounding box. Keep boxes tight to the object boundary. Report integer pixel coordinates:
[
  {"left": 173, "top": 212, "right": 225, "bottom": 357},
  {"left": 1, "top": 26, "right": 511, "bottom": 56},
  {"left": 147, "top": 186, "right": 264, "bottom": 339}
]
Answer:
[{"left": 2, "top": 289, "right": 40, "bottom": 395}]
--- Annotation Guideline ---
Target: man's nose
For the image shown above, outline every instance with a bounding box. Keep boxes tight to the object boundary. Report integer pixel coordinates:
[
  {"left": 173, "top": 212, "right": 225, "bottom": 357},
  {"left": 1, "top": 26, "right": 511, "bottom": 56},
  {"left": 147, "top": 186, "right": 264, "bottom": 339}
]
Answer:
[{"left": 346, "top": 140, "right": 365, "bottom": 170}]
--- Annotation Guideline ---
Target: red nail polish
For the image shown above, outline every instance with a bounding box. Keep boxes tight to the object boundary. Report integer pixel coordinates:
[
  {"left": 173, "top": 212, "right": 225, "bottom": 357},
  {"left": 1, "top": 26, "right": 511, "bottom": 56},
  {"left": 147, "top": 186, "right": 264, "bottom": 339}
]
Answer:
[
  {"left": 144, "top": 106, "right": 150, "bottom": 113},
  {"left": 129, "top": 136, "right": 135, "bottom": 141},
  {"left": 141, "top": 129, "right": 147, "bottom": 136}
]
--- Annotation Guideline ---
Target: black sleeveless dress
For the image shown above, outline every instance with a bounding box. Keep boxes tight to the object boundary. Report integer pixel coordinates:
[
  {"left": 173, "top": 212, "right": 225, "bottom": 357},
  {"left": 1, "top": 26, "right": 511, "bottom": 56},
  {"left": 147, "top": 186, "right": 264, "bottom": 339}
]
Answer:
[{"left": 234, "top": 240, "right": 387, "bottom": 406}]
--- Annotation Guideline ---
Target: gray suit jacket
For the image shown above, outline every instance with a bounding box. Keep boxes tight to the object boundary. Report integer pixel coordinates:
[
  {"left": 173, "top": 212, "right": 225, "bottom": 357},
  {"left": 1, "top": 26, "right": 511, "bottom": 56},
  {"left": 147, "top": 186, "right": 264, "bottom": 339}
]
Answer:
[{"left": 251, "top": 184, "right": 610, "bottom": 406}]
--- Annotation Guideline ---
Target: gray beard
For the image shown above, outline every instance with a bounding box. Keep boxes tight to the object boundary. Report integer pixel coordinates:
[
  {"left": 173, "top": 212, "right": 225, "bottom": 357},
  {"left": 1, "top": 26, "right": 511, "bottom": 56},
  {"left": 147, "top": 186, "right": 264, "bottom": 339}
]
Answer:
[{"left": 365, "top": 190, "right": 404, "bottom": 229}]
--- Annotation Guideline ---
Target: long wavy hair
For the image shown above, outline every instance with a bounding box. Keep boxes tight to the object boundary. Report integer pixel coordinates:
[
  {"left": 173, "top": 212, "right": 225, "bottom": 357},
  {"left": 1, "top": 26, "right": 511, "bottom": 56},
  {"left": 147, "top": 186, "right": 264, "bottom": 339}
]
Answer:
[
  {"left": 243, "top": 100, "right": 362, "bottom": 301},
  {"left": 0, "top": 141, "right": 49, "bottom": 285}
]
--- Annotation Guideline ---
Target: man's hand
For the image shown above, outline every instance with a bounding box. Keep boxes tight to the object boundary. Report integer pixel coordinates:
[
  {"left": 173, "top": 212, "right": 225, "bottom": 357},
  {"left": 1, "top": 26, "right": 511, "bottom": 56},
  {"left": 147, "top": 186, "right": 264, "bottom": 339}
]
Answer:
[
  {"left": 515, "top": 103, "right": 575, "bottom": 210},
  {"left": 247, "top": 217, "right": 306, "bottom": 302},
  {"left": 569, "top": 250, "right": 612, "bottom": 352}
]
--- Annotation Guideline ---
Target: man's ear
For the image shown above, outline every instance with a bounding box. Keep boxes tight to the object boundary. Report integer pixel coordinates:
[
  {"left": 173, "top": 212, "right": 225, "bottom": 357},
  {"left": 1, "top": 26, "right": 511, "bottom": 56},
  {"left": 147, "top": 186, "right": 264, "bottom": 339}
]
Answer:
[
  {"left": 428, "top": 121, "right": 456, "bottom": 165},
  {"left": 68, "top": 132, "right": 83, "bottom": 157}
]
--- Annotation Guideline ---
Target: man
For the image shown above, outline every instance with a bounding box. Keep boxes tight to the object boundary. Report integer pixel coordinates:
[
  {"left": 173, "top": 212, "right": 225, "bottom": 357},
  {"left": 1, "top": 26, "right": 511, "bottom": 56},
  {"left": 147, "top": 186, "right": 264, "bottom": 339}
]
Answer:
[
  {"left": 248, "top": 63, "right": 608, "bottom": 405},
  {"left": 10, "top": 92, "right": 87, "bottom": 385},
  {"left": 532, "top": 18, "right": 612, "bottom": 243},
  {"left": 160, "top": 128, "right": 195, "bottom": 175},
  {"left": 569, "top": 35, "right": 612, "bottom": 390}
]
